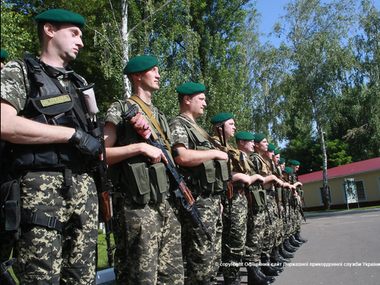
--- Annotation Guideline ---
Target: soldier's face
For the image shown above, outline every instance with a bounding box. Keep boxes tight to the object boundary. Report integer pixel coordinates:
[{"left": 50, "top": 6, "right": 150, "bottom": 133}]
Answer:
[
  {"left": 292, "top": 165, "right": 299, "bottom": 173},
  {"left": 240, "top": 140, "right": 254, "bottom": 154},
  {"left": 256, "top": 138, "right": 268, "bottom": 153},
  {"left": 274, "top": 154, "right": 280, "bottom": 165},
  {"left": 222, "top": 118, "right": 236, "bottom": 140},
  {"left": 280, "top": 162, "right": 285, "bottom": 171},
  {"left": 188, "top": 93, "right": 207, "bottom": 118},
  {"left": 50, "top": 23, "right": 83, "bottom": 62},
  {"left": 138, "top": 66, "right": 160, "bottom": 92}
]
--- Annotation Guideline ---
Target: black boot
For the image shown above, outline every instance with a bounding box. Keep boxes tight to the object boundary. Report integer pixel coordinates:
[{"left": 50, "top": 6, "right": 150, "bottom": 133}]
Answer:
[
  {"left": 270, "top": 247, "right": 291, "bottom": 266},
  {"left": 295, "top": 232, "right": 308, "bottom": 243},
  {"left": 279, "top": 243, "right": 294, "bottom": 258},
  {"left": 290, "top": 235, "right": 302, "bottom": 247},
  {"left": 256, "top": 266, "right": 276, "bottom": 283},
  {"left": 247, "top": 266, "right": 272, "bottom": 285},
  {"left": 261, "top": 255, "right": 281, "bottom": 276},
  {"left": 284, "top": 239, "right": 298, "bottom": 252},
  {"left": 224, "top": 275, "right": 241, "bottom": 285}
]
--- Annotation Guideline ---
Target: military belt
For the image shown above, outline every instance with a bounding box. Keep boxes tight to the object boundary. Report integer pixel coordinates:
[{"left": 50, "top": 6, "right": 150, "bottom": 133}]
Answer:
[{"left": 21, "top": 211, "right": 65, "bottom": 232}]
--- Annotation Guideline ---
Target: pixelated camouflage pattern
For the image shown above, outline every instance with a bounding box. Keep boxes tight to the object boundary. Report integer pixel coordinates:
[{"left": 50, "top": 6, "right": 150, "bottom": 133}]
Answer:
[
  {"left": 13, "top": 171, "right": 98, "bottom": 284},
  {"left": 112, "top": 197, "right": 184, "bottom": 285},
  {"left": 221, "top": 192, "right": 248, "bottom": 279},
  {"left": 181, "top": 194, "right": 222, "bottom": 285},
  {"left": 244, "top": 209, "right": 266, "bottom": 263},
  {"left": 261, "top": 196, "right": 278, "bottom": 258},
  {"left": 170, "top": 116, "right": 223, "bottom": 284}
]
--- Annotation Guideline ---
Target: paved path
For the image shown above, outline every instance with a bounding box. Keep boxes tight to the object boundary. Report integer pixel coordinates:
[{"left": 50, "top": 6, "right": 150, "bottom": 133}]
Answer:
[{"left": 98, "top": 209, "right": 380, "bottom": 284}]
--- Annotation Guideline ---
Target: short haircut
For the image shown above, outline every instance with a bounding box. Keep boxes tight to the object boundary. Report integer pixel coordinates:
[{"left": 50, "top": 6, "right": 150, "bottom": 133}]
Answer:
[{"left": 37, "top": 21, "right": 61, "bottom": 43}]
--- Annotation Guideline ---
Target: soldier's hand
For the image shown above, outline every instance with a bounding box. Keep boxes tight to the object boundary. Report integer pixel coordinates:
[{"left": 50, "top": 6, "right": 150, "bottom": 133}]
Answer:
[
  {"left": 69, "top": 128, "right": 102, "bottom": 158},
  {"left": 130, "top": 112, "right": 151, "bottom": 140},
  {"left": 142, "top": 144, "right": 168, "bottom": 164}
]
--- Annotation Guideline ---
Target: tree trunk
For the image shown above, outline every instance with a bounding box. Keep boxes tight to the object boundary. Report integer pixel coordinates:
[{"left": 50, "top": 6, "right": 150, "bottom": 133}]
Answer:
[
  {"left": 121, "top": 0, "right": 131, "bottom": 98},
  {"left": 321, "top": 130, "right": 330, "bottom": 210}
]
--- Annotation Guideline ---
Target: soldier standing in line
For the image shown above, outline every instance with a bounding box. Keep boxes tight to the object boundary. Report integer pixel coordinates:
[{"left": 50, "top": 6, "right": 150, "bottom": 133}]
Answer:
[
  {"left": 210, "top": 114, "right": 265, "bottom": 285},
  {"left": 103, "top": 56, "right": 184, "bottom": 284},
  {"left": 169, "top": 82, "right": 229, "bottom": 284},
  {"left": 1, "top": 9, "right": 102, "bottom": 284},
  {"left": 289, "top": 160, "right": 308, "bottom": 244},
  {"left": 282, "top": 167, "right": 301, "bottom": 253},
  {"left": 261, "top": 144, "right": 290, "bottom": 270},
  {"left": 233, "top": 132, "right": 275, "bottom": 285},
  {"left": 272, "top": 154, "right": 295, "bottom": 259},
  {"left": 250, "top": 134, "right": 286, "bottom": 278}
]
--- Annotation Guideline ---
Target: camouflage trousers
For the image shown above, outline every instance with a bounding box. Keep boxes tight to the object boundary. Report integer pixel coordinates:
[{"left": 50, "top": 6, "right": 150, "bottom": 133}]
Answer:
[
  {"left": 13, "top": 171, "right": 98, "bottom": 284},
  {"left": 221, "top": 192, "right": 248, "bottom": 279},
  {"left": 112, "top": 196, "right": 184, "bottom": 285},
  {"left": 282, "top": 205, "right": 293, "bottom": 239},
  {"left": 182, "top": 194, "right": 223, "bottom": 285},
  {"left": 244, "top": 208, "right": 266, "bottom": 264},
  {"left": 261, "top": 196, "right": 281, "bottom": 258}
]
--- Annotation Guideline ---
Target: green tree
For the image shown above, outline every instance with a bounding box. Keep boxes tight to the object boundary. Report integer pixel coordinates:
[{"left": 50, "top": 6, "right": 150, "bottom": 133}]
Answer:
[
  {"left": 331, "top": 0, "right": 380, "bottom": 159},
  {"left": 274, "top": 0, "right": 358, "bottom": 210}
]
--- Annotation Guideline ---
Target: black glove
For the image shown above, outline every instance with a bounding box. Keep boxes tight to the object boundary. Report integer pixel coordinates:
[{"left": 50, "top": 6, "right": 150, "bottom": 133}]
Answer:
[{"left": 69, "top": 128, "right": 102, "bottom": 158}]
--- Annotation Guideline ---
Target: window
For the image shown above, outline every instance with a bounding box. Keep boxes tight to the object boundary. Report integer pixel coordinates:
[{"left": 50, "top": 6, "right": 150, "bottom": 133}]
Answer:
[{"left": 319, "top": 185, "right": 332, "bottom": 205}]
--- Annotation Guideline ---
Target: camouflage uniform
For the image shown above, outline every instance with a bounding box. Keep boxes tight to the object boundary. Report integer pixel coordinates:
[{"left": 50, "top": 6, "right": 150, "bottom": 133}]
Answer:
[
  {"left": 1, "top": 59, "right": 99, "bottom": 284},
  {"left": 240, "top": 153, "right": 266, "bottom": 264},
  {"left": 105, "top": 100, "right": 184, "bottom": 285},
  {"left": 271, "top": 164, "right": 285, "bottom": 248},
  {"left": 290, "top": 173, "right": 303, "bottom": 235},
  {"left": 169, "top": 114, "right": 225, "bottom": 285},
  {"left": 214, "top": 139, "right": 248, "bottom": 282},
  {"left": 250, "top": 154, "right": 277, "bottom": 260}
]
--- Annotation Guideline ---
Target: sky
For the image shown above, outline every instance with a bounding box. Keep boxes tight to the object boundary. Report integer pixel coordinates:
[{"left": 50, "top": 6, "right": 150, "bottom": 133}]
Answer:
[{"left": 253, "top": 0, "right": 380, "bottom": 47}]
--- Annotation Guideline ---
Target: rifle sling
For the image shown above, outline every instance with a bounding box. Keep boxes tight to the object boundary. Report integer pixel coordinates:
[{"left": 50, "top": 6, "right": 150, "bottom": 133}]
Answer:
[
  {"left": 177, "top": 116, "right": 227, "bottom": 152},
  {"left": 128, "top": 96, "right": 171, "bottom": 152}
]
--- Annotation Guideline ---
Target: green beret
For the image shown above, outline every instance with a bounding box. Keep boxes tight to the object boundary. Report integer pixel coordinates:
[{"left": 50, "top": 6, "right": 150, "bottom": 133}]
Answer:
[
  {"left": 35, "top": 9, "right": 85, "bottom": 30},
  {"left": 176, "top": 82, "right": 206, "bottom": 95},
  {"left": 123, "top": 56, "right": 158, "bottom": 75},
  {"left": 235, "top": 131, "right": 255, "bottom": 141},
  {"left": 283, "top": 166, "right": 294, "bottom": 173},
  {"left": 289, "top": 160, "right": 300, "bottom": 165},
  {"left": 279, "top": 158, "right": 285, "bottom": 164},
  {"left": 268, "top": 143, "right": 275, "bottom": 151},
  {"left": 274, "top": 149, "right": 280, "bottom": 155},
  {"left": 210, "top": 113, "right": 233, "bottom": 124},
  {"left": 1, "top": 49, "right": 7, "bottom": 62},
  {"left": 254, "top": 133, "right": 266, "bottom": 143}
]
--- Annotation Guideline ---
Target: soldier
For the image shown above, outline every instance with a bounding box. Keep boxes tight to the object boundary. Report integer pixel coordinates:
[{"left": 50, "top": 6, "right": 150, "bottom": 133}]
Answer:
[
  {"left": 210, "top": 114, "right": 264, "bottom": 284},
  {"left": 289, "top": 160, "right": 308, "bottom": 244},
  {"left": 282, "top": 167, "right": 300, "bottom": 253},
  {"left": 103, "top": 56, "right": 184, "bottom": 284},
  {"left": 1, "top": 48, "right": 6, "bottom": 69},
  {"left": 169, "top": 83, "right": 229, "bottom": 284},
  {"left": 250, "top": 134, "right": 287, "bottom": 278},
  {"left": 233, "top": 132, "right": 275, "bottom": 285},
  {"left": 261, "top": 144, "right": 290, "bottom": 270},
  {"left": 1, "top": 9, "right": 102, "bottom": 284},
  {"left": 272, "top": 154, "right": 295, "bottom": 260}
]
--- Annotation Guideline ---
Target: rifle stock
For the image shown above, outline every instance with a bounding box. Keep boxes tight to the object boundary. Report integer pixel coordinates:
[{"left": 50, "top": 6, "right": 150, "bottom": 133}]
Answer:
[{"left": 121, "top": 105, "right": 212, "bottom": 241}]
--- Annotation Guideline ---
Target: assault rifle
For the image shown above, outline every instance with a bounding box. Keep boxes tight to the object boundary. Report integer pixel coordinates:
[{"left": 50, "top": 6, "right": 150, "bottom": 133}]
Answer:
[
  {"left": 77, "top": 84, "right": 115, "bottom": 267},
  {"left": 121, "top": 104, "right": 212, "bottom": 241}
]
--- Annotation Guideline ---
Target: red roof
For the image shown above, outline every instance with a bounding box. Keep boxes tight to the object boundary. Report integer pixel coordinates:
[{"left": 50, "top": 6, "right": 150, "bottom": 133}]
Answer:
[{"left": 298, "top": 157, "right": 380, "bottom": 183}]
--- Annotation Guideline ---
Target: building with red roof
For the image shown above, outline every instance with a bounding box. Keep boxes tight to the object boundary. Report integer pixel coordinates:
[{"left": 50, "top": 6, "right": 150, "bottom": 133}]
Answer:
[{"left": 297, "top": 157, "right": 380, "bottom": 211}]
